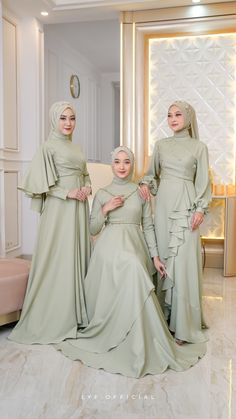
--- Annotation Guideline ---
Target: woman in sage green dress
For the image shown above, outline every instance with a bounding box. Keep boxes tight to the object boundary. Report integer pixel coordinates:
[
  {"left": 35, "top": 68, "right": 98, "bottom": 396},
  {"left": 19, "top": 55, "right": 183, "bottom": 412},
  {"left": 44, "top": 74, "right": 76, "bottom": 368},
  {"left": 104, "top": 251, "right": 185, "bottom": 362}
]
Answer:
[
  {"left": 56, "top": 146, "right": 206, "bottom": 378},
  {"left": 9, "top": 101, "right": 91, "bottom": 344},
  {"left": 140, "top": 100, "right": 211, "bottom": 345}
]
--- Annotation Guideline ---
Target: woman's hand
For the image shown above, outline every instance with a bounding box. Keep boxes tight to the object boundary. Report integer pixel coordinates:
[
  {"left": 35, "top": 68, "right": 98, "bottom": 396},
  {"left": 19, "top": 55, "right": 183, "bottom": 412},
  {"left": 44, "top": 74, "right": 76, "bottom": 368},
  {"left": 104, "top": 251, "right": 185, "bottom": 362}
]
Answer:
[
  {"left": 67, "top": 188, "right": 89, "bottom": 201},
  {"left": 153, "top": 256, "right": 167, "bottom": 278},
  {"left": 191, "top": 211, "right": 204, "bottom": 231},
  {"left": 102, "top": 196, "right": 124, "bottom": 216},
  {"left": 139, "top": 184, "right": 151, "bottom": 201},
  {"left": 81, "top": 186, "right": 92, "bottom": 197}
]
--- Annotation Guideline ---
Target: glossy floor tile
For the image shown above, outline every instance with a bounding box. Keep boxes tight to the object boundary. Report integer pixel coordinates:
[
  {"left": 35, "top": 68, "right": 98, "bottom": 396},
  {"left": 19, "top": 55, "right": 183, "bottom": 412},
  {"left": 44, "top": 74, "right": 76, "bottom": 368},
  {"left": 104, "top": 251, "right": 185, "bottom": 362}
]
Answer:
[{"left": 0, "top": 268, "right": 235, "bottom": 419}]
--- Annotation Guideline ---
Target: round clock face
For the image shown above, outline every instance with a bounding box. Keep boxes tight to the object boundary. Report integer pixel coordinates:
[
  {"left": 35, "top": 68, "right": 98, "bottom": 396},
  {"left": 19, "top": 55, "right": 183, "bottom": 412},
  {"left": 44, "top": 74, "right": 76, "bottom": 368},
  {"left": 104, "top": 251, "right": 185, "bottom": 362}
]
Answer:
[{"left": 70, "top": 74, "right": 80, "bottom": 98}]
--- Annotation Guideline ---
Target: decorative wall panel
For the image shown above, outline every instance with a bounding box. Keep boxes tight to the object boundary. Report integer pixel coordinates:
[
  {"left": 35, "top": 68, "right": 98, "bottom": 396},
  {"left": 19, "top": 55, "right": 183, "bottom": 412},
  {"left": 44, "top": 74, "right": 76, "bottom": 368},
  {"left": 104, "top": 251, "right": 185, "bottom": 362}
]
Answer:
[
  {"left": 3, "top": 17, "right": 18, "bottom": 150},
  {"left": 4, "top": 171, "right": 19, "bottom": 251},
  {"left": 148, "top": 34, "right": 236, "bottom": 185}
]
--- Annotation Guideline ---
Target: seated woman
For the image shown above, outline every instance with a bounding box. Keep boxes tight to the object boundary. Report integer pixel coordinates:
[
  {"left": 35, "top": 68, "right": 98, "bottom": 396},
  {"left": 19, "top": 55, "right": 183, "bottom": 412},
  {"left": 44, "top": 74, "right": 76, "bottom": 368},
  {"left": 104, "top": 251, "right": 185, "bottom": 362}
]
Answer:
[{"left": 56, "top": 146, "right": 206, "bottom": 378}]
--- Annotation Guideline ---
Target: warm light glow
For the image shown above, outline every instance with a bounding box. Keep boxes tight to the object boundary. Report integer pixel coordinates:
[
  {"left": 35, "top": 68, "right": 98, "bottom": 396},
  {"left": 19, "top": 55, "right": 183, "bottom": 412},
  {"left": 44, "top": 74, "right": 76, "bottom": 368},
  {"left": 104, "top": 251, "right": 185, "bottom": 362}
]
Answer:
[
  {"left": 41, "top": 11, "right": 49, "bottom": 16},
  {"left": 234, "top": 63, "right": 236, "bottom": 184},
  {"left": 203, "top": 296, "right": 223, "bottom": 301},
  {"left": 201, "top": 236, "right": 224, "bottom": 240},
  {"left": 192, "top": 0, "right": 201, "bottom": 3},
  {"left": 120, "top": 22, "right": 123, "bottom": 146},
  {"left": 132, "top": 22, "right": 135, "bottom": 152},
  {"left": 148, "top": 40, "right": 151, "bottom": 155}
]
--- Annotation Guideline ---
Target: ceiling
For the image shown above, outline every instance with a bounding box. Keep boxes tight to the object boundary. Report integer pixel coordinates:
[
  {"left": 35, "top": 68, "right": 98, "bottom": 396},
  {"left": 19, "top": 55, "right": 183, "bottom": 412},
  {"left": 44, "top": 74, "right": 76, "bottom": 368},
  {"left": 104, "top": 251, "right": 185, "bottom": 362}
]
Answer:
[
  {"left": 3, "top": 0, "right": 236, "bottom": 73},
  {"left": 3, "top": 0, "right": 236, "bottom": 23}
]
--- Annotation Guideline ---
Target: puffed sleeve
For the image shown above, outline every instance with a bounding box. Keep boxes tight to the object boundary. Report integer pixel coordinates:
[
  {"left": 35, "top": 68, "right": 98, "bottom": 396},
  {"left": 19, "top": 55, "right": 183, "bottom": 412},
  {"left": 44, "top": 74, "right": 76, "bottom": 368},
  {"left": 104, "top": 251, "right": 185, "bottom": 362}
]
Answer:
[
  {"left": 193, "top": 143, "right": 212, "bottom": 213},
  {"left": 89, "top": 191, "right": 107, "bottom": 236},
  {"left": 141, "top": 199, "right": 159, "bottom": 258},
  {"left": 141, "top": 141, "right": 160, "bottom": 195}
]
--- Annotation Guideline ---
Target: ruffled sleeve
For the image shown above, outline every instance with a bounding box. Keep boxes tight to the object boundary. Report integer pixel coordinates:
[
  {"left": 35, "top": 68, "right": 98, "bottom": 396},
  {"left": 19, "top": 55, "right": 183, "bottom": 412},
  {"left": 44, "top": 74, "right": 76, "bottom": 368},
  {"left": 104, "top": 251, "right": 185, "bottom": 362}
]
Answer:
[
  {"left": 141, "top": 141, "right": 160, "bottom": 195},
  {"left": 193, "top": 143, "right": 212, "bottom": 213},
  {"left": 19, "top": 144, "right": 59, "bottom": 213}
]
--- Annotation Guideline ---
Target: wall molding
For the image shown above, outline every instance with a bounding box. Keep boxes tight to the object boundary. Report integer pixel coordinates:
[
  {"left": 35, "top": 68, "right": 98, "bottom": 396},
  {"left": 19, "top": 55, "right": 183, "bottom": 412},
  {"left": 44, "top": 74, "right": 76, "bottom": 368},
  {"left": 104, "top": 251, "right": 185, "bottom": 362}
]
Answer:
[{"left": 121, "top": 2, "right": 236, "bottom": 24}]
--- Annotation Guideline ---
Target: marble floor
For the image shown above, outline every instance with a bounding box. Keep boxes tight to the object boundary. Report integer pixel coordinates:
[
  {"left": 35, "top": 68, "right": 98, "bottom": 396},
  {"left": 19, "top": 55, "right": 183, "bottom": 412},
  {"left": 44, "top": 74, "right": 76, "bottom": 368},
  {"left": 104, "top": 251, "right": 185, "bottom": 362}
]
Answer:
[{"left": 0, "top": 268, "right": 235, "bottom": 419}]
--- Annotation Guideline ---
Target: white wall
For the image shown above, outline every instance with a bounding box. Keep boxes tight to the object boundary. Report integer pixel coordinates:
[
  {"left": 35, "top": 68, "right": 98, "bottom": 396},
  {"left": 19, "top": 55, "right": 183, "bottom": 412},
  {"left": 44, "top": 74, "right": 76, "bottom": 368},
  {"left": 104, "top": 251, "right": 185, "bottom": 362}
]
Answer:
[
  {"left": 0, "top": 0, "right": 4, "bottom": 256},
  {"left": 0, "top": 4, "right": 43, "bottom": 256},
  {"left": 44, "top": 25, "right": 120, "bottom": 163},
  {"left": 44, "top": 26, "right": 101, "bottom": 161},
  {"left": 100, "top": 72, "right": 120, "bottom": 163},
  {"left": 17, "top": 17, "right": 44, "bottom": 255}
]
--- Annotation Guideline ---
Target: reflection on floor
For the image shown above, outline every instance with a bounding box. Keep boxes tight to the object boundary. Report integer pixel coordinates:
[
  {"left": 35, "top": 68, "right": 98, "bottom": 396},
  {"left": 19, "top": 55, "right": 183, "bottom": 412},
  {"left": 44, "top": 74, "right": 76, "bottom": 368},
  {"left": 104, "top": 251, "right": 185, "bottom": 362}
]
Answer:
[{"left": 0, "top": 268, "right": 235, "bottom": 419}]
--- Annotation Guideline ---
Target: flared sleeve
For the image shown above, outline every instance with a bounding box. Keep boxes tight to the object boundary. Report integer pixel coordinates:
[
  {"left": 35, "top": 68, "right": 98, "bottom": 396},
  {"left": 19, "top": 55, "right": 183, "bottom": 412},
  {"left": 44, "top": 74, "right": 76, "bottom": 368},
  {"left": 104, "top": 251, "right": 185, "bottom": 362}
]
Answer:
[
  {"left": 89, "top": 191, "right": 106, "bottom": 236},
  {"left": 141, "top": 200, "right": 159, "bottom": 258},
  {"left": 141, "top": 141, "right": 160, "bottom": 195},
  {"left": 19, "top": 144, "right": 60, "bottom": 213},
  {"left": 193, "top": 143, "right": 212, "bottom": 214}
]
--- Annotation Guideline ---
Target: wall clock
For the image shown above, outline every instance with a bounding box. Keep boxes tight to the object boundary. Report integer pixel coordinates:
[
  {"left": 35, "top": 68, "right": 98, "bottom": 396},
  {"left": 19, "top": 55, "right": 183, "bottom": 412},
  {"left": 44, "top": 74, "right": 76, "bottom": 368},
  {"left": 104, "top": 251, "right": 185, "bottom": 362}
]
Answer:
[{"left": 70, "top": 74, "right": 80, "bottom": 98}]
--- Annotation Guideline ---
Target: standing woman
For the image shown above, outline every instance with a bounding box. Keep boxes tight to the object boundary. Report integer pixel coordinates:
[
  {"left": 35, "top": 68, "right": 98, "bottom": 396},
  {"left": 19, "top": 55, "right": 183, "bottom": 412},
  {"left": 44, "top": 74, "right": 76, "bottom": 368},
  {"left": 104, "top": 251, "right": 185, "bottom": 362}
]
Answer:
[
  {"left": 140, "top": 101, "right": 211, "bottom": 345},
  {"left": 9, "top": 101, "right": 91, "bottom": 344}
]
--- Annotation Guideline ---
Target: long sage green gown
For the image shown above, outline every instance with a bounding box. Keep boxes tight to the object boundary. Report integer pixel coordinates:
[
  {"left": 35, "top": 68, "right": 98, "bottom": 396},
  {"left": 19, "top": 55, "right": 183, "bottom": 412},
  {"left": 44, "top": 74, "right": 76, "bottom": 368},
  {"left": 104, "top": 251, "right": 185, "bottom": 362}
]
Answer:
[
  {"left": 9, "top": 137, "right": 91, "bottom": 344},
  {"left": 143, "top": 130, "right": 211, "bottom": 343},
  {"left": 56, "top": 181, "right": 206, "bottom": 378}
]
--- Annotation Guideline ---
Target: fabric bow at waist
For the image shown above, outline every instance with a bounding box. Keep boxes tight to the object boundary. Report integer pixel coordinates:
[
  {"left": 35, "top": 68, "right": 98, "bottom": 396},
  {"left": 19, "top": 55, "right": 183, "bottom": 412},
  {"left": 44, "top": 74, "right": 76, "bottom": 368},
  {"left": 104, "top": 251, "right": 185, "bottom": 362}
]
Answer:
[
  {"left": 161, "top": 174, "right": 193, "bottom": 182},
  {"left": 57, "top": 169, "right": 84, "bottom": 178}
]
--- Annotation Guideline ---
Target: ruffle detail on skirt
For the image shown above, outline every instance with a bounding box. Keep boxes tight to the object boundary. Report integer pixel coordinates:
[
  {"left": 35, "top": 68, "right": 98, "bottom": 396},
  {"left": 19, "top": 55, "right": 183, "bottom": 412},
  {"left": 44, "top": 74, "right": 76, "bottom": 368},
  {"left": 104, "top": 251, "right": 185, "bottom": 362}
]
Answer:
[{"left": 162, "top": 183, "right": 192, "bottom": 304}]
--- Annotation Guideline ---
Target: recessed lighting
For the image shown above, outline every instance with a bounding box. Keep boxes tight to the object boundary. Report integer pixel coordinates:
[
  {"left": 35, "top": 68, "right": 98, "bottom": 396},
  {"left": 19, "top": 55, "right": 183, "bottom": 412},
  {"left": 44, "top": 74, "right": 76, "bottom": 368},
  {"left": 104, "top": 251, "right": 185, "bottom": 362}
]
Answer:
[
  {"left": 41, "top": 11, "right": 49, "bottom": 16},
  {"left": 192, "top": 0, "right": 201, "bottom": 3}
]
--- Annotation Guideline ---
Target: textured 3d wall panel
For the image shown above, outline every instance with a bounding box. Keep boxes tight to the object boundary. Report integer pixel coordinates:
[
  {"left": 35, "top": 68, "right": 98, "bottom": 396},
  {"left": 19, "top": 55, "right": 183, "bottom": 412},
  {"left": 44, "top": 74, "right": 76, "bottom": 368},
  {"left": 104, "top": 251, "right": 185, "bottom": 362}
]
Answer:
[{"left": 148, "top": 34, "right": 236, "bottom": 185}]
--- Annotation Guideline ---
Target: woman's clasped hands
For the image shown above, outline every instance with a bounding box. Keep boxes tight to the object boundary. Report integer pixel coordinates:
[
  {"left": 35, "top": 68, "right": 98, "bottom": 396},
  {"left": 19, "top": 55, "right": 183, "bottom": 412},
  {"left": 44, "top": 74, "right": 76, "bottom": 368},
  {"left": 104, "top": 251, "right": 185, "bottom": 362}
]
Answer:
[{"left": 67, "top": 186, "right": 92, "bottom": 201}]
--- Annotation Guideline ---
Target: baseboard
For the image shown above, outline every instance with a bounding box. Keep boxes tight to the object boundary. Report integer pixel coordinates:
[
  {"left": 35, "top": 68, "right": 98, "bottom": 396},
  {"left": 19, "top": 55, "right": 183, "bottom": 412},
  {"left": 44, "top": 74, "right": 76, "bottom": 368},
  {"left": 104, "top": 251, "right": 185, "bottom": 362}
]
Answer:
[{"left": 17, "top": 255, "right": 32, "bottom": 261}]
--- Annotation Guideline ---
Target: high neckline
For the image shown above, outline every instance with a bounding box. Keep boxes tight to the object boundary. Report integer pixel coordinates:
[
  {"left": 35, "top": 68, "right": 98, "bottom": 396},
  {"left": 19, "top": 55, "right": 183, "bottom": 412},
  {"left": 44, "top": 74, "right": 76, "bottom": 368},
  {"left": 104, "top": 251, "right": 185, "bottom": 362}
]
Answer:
[
  {"left": 49, "top": 130, "right": 72, "bottom": 142},
  {"left": 112, "top": 176, "right": 132, "bottom": 185},
  {"left": 173, "top": 128, "right": 190, "bottom": 140}
]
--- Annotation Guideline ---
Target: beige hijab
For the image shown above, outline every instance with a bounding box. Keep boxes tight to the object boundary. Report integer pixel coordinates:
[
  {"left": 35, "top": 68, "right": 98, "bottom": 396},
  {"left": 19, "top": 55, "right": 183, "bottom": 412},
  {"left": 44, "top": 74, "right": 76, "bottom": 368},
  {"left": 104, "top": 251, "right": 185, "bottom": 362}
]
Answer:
[
  {"left": 111, "top": 146, "right": 135, "bottom": 184},
  {"left": 49, "top": 101, "right": 76, "bottom": 142},
  {"left": 169, "top": 100, "right": 199, "bottom": 139}
]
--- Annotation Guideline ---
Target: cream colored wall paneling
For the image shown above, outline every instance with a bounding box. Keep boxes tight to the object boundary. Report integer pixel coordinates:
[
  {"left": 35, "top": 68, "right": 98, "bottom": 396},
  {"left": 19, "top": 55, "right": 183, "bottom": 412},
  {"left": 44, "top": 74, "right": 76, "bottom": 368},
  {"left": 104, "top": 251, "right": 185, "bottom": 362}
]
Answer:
[
  {"left": 3, "top": 17, "right": 18, "bottom": 151},
  {"left": 0, "top": 170, "right": 6, "bottom": 257},
  {"left": 4, "top": 171, "right": 20, "bottom": 251}
]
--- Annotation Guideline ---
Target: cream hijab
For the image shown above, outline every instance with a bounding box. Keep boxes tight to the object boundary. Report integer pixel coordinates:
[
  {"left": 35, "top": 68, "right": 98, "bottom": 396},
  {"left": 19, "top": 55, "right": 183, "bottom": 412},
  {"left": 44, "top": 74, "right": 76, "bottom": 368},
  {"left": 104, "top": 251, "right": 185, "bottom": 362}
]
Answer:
[
  {"left": 49, "top": 101, "right": 76, "bottom": 142},
  {"left": 169, "top": 100, "right": 199, "bottom": 140},
  {"left": 103, "top": 146, "right": 137, "bottom": 197},
  {"left": 111, "top": 146, "right": 135, "bottom": 184}
]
